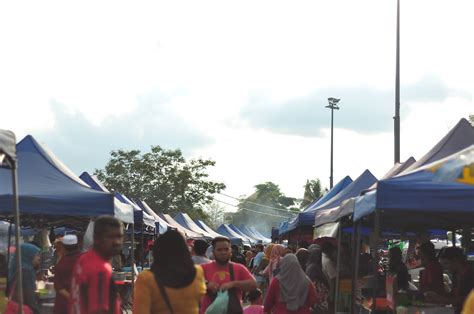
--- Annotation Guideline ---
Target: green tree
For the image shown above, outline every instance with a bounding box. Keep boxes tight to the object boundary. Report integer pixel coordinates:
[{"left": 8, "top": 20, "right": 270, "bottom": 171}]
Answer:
[
  {"left": 95, "top": 146, "right": 225, "bottom": 219},
  {"left": 205, "top": 201, "right": 226, "bottom": 229},
  {"left": 301, "top": 179, "right": 324, "bottom": 209},
  {"left": 231, "top": 182, "right": 297, "bottom": 232}
]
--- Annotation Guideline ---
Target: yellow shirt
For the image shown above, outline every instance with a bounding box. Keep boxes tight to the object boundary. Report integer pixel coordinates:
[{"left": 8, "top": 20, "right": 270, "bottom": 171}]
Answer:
[
  {"left": 462, "top": 290, "right": 474, "bottom": 314},
  {"left": 133, "top": 266, "right": 206, "bottom": 314}
]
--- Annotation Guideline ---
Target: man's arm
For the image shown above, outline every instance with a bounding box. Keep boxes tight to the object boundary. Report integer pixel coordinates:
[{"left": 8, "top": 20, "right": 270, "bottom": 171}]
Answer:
[{"left": 221, "top": 279, "right": 257, "bottom": 292}]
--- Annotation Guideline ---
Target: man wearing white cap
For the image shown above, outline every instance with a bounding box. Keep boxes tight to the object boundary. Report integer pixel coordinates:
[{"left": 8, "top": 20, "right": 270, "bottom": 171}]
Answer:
[{"left": 53, "top": 234, "right": 80, "bottom": 314}]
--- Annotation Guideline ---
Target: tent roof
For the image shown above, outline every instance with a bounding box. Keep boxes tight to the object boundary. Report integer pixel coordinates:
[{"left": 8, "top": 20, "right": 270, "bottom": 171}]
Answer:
[
  {"left": 163, "top": 214, "right": 206, "bottom": 239},
  {"left": 217, "top": 224, "right": 250, "bottom": 245},
  {"left": 403, "top": 118, "right": 474, "bottom": 173},
  {"left": 249, "top": 226, "right": 271, "bottom": 243},
  {"left": 304, "top": 176, "right": 353, "bottom": 212},
  {"left": 228, "top": 224, "right": 257, "bottom": 244},
  {"left": 238, "top": 225, "right": 264, "bottom": 243},
  {"left": 79, "top": 172, "right": 134, "bottom": 224},
  {"left": 135, "top": 200, "right": 170, "bottom": 234},
  {"left": 114, "top": 193, "right": 155, "bottom": 228},
  {"left": 354, "top": 146, "right": 474, "bottom": 228},
  {"left": 195, "top": 219, "right": 227, "bottom": 239},
  {"left": 284, "top": 176, "right": 353, "bottom": 233},
  {"left": 174, "top": 213, "right": 213, "bottom": 239},
  {"left": 0, "top": 135, "right": 114, "bottom": 219},
  {"left": 315, "top": 158, "right": 416, "bottom": 227},
  {"left": 0, "top": 129, "right": 16, "bottom": 166}
]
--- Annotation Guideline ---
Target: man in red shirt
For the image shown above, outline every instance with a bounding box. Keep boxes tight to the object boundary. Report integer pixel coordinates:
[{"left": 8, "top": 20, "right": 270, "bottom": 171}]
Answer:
[
  {"left": 53, "top": 234, "right": 80, "bottom": 314},
  {"left": 201, "top": 237, "right": 257, "bottom": 313},
  {"left": 69, "top": 216, "right": 124, "bottom": 314}
]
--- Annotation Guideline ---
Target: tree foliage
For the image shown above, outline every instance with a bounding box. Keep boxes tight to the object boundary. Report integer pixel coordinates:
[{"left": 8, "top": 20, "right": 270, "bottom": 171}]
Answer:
[
  {"left": 95, "top": 146, "right": 225, "bottom": 219},
  {"left": 205, "top": 201, "right": 226, "bottom": 229},
  {"left": 301, "top": 179, "right": 324, "bottom": 209},
  {"left": 230, "top": 182, "right": 297, "bottom": 232}
]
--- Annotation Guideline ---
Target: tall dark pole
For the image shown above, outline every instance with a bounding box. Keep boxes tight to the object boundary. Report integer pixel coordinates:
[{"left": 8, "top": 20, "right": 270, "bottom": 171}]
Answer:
[
  {"left": 326, "top": 98, "right": 340, "bottom": 189},
  {"left": 394, "top": 0, "right": 401, "bottom": 163}
]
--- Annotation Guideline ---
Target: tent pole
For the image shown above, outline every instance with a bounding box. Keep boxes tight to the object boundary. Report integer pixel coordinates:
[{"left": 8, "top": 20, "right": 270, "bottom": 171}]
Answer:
[
  {"left": 130, "top": 224, "right": 135, "bottom": 295},
  {"left": 12, "top": 164, "right": 24, "bottom": 314},
  {"left": 372, "top": 209, "right": 380, "bottom": 312},
  {"left": 334, "top": 223, "right": 342, "bottom": 314},
  {"left": 141, "top": 224, "right": 145, "bottom": 268},
  {"left": 351, "top": 221, "right": 361, "bottom": 314}
]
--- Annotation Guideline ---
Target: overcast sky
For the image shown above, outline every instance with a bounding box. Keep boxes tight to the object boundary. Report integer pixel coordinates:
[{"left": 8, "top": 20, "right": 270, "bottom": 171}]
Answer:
[{"left": 1, "top": 1, "right": 472, "bottom": 211}]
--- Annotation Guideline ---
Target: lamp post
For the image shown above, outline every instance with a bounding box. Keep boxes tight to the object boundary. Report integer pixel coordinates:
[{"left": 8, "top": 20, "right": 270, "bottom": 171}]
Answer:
[{"left": 326, "top": 97, "right": 340, "bottom": 189}]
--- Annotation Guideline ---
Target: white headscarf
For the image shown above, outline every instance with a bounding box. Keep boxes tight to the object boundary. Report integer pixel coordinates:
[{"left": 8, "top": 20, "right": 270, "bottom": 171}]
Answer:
[{"left": 277, "top": 253, "right": 311, "bottom": 311}]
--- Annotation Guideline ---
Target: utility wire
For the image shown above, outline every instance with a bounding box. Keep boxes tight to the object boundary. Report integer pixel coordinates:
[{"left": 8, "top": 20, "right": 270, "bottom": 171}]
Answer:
[
  {"left": 213, "top": 198, "right": 292, "bottom": 219},
  {"left": 218, "top": 192, "right": 296, "bottom": 213}
]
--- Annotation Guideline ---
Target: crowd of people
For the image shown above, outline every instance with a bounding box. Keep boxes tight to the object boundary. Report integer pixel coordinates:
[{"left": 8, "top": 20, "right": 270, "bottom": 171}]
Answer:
[{"left": 4, "top": 216, "right": 474, "bottom": 314}]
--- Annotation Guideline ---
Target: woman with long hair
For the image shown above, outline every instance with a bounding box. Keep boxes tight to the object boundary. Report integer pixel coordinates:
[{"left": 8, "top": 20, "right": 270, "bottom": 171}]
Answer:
[
  {"left": 305, "top": 244, "right": 329, "bottom": 314},
  {"left": 133, "top": 230, "right": 206, "bottom": 313},
  {"left": 264, "top": 254, "right": 317, "bottom": 314}
]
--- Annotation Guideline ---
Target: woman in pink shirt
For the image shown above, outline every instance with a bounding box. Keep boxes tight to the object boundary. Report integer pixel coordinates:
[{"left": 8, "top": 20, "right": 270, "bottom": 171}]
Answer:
[
  {"left": 264, "top": 254, "right": 317, "bottom": 314},
  {"left": 263, "top": 244, "right": 286, "bottom": 282}
]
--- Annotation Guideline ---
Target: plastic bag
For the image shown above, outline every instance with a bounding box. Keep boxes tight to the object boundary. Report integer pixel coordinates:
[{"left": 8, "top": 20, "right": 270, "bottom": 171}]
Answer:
[
  {"left": 205, "top": 291, "right": 229, "bottom": 314},
  {"left": 82, "top": 220, "right": 94, "bottom": 252}
]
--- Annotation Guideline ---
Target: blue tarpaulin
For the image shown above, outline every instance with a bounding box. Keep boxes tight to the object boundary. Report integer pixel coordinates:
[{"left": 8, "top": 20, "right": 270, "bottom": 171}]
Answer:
[
  {"left": 162, "top": 214, "right": 205, "bottom": 239},
  {"left": 175, "top": 213, "right": 213, "bottom": 239},
  {"left": 228, "top": 224, "right": 257, "bottom": 244},
  {"left": 354, "top": 119, "right": 474, "bottom": 228},
  {"left": 0, "top": 136, "right": 115, "bottom": 219},
  {"left": 217, "top": 224, "right": 249, "bottom": 245},
  {"left": 249, "top": 226, "right": 271, "bottom": 243},
  {"left": 114, "top": 193, "right": 156, "bottom": 228},
  {"left": 195, "top": 219, "right": 228, "bottom": 239},
  {"left": 135, "top": 200, "right": 170, "bottom": 234},
  {"left": 282, "top": 176, "right": 353, "bottom": 234}
]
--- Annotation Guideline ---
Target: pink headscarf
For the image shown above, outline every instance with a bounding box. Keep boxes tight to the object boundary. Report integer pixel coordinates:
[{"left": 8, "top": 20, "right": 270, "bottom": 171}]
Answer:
[{"left": 264, "top": 244, "right": 286, "bottom": 281}]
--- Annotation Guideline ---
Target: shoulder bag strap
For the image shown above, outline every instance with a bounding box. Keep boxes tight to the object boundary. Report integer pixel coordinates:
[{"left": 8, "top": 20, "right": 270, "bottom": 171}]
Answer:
[
  {"left": 155, "top": 277, "right": 174, "bottom": 314},
  {"left": 228, "top": 263, "right": 235, "bottom": 281}
]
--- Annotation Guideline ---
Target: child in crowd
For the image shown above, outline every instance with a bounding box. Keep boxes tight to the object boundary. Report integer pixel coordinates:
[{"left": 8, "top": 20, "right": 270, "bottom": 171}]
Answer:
[{"left": 244, "top": 289, "right": 264, "bottom": 314}]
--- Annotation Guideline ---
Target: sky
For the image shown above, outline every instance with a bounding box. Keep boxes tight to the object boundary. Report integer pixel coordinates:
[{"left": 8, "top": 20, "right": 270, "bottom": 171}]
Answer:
[{"left": 0, "top": 1, "right": 472, "bottom": 212}]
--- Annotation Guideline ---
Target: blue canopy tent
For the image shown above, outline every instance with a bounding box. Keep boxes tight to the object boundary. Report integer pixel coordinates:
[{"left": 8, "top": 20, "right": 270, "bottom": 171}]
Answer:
[
  {"left": 249, "top": 226, "right": 272, "bottom": 243},
  {"left": 228, "top": 224, "right": 257, "bottom": 245},
  {"left": 194, "top": 219, "right": 226, "bottom": 238},
  {"left": 174, "top": 213, "right": 213, "bottom": 239},
  {"left": 314, "top": 158, "right": 415, "bottom": 228},
  {"left": 79, "top": 172, "right": 134, "bottom": 224},
  {"left": 354, "top": 118, "right": 474, "bottom": 228},
  {"left": 135, "top": 200, "right": 170, "bottom": 235},
  {"left": 239, "top": 225, "right": 265, "bottom": 243},
  {"left": 114, "top": 193, "right": 155, "bottom": 230},
  {"left": 0, "top": 135, "right": 116, "bottom": 221},
  {"left": 217, "top": 224, "right": 249, "bottom": 245},
  {"left": 354, "top": 146, "right": 474, "bottom": 229},
  {"left": 162, "top": 214, "right": 206, "bottom": 239},
  {"left": 283, "top": 176, "right": 353, "bottom": 235}
]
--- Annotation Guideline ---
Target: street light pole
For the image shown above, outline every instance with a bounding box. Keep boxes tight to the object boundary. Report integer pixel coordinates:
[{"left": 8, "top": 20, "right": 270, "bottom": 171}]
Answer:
[
  {"left": 394, "top": 0, "right": 401, "bottom": 163},
  {"left": 326, "top": 97, "right": 340, "bottom": 189}
]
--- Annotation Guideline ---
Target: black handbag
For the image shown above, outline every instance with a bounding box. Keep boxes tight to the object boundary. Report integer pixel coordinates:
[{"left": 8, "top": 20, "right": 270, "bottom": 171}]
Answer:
[{"left": 227, "top": 264, "right": 243, "bottom": 314}]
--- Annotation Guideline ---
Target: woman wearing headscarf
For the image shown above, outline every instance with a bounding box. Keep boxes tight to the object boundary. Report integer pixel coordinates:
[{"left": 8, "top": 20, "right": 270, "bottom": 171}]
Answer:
[
  {"left": 264, "top": 254, "right": 317, "bottom": 314},
  {"left": 263, "top": 244, "right": 285, "bottom": 283},
  {"left": 133, "top": 230, "right": 206, "bottom": 313},
  {"left": 295, "top": 248, "right": 309, "bottom": 271},
  {"left": 8, "top": 243, "right": 41, "bottom": 314},
  {"left": 305, "top": 244, "right": 329, "bottom": 314}
]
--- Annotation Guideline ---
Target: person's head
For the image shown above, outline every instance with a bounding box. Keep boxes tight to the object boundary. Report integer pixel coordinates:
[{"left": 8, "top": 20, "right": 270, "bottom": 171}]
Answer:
[
  {"left": 418, "top": 241, "right": 436, "bottom": 266},
  {"left": 212, "top": 237, "right": 232, "bottom": 265},
  {"left": 62, "top": 234, "right": 79, "bottom": 254},
  {"left": 298, "top": 240, "right": 309, "bottom": 250},
  {"left": 93, "top": 216, "right": 123, "bottom": 259},
  {"left": 22, "top": 243, "right": 41, "bottom": 269},
  {"left": 231, "top": 245, "right": 240, "bottom": 254},
  {"left": 321, "top": 241, "right": 336, "bottom": 259},
  {"left": 264, "top": 243, "right": 275, "bottom": 260},
  {"left": 270, "top": 244, "right": 286, "bottom": 260},
  {"left": 152, "top": 229, "right": 196, "bottom": 287},
  {"left": 193, "top": 240, "right": 209, "bottom": 257},
  {"left": 389, "top": 247, "right": 403, "bottom": 264},
  {"left": 439, "top": 247, "right": 466, "bottom": 274},
  {"left": 296, "top": 248, "right": 309, "bottom": 270},
  {"left": 247, "top": 288, "right": 263, "bottom": 305},
  {"left": 255, "top": 244, "right": 264, "bottom": 252},
  {"left": 279, "top": 253, "right": 305, "bottom": 280}
]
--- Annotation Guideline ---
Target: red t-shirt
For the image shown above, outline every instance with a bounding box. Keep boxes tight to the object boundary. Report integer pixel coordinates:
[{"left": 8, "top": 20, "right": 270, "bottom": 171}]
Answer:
[
  {"left": 201, "top": 261, "right": 254, "bottom": 313},
  {"left": 264, "top": 277, "right": 317, "bottom": 314},
  {"left": 53, "top": 252, "right": 80, "bottom": 314},
  {"left": 69, "top": 249, "right": 121, "bottom": 314},
  {"left": 419, "top": 260, "right": 444, "bottom": 294}
]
